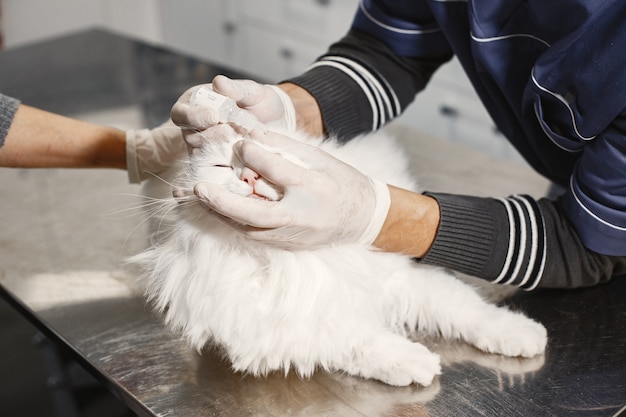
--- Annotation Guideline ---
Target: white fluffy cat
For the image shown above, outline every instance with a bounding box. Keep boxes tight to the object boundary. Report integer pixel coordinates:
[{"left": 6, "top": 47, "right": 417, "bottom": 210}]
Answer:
[{"left": 132, "top": 125, "right": 547, "bottom": 387}]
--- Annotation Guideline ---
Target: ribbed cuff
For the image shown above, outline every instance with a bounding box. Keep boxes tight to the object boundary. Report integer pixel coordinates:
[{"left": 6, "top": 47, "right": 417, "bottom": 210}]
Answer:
[
  {"left": 421, "top": 192, "right": 510, "bottom": 281},
  {"left": 0, "top": 94, "right": 21, "bottom": 147},
  {"left": 286, "top": 66, "right": 374, "bottom": 141}
]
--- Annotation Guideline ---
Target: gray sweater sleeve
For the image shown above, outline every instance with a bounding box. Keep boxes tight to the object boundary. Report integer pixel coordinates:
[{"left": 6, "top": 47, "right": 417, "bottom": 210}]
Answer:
[
  {"left": 421, "top": 193, "right": 626, "bottom": 290},
  {"left": 0, "top": 93, "right": 21, "bottom": 148}
]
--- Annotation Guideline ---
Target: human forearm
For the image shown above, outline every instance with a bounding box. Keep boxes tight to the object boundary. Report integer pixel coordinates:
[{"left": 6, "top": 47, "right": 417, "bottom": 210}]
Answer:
[
  {"left": 0, "top": 104, "right": 126, "bottom": 169},
  {"left": 372, "top": 185, "right": 440, "bottom": 258},
  {"left": 277, "top": 82, "right": 324, "bottom": 137}
]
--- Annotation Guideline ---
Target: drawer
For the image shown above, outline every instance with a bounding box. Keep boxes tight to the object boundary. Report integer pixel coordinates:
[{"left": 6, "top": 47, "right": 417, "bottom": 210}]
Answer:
[
  {"left": 396, "top": 82, "right": 522, "bottom": 162},
  {"left": 159, "top": 0, "right": 241, "bottom": 65},
  {"left": 240, "top": 25, "right": 328, "bottom": 82},
  {"left": 240, "top": 0, "right": 357, "bottom": 43}
]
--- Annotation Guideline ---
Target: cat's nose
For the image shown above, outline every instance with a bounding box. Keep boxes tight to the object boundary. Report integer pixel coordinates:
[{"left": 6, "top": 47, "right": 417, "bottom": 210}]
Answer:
[{"left": 240, "top": 167, "right": 260, "bottom": 185}]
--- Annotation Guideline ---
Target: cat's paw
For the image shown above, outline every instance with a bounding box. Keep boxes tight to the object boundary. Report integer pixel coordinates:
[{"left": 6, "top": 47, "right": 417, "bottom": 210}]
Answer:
[
  {"left": 470, "top": 313, "right": 547, "bottom": 358},
  {"left": 364, "top": 341, "right": 442, "bottom": 387}
]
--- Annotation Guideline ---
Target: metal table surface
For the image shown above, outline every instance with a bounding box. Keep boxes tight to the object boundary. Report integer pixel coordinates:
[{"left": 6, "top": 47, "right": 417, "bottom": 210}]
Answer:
[{"left": 1, "top": 29, "right": 625, "bottom": 417}]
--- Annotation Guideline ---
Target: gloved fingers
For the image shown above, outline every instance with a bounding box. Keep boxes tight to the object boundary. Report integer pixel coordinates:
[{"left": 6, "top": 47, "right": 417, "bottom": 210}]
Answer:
[
  {"left": 171, "top": 84, "right": 220, "bottom": 130},
  {"left": 181, "top": 130, "right": 205, "bottom": 151},
  {"left": 247, "top": 128, "right": 293, "bottom": 147},
  {"left": 188, "top": 205, "right": 291, "bottom": 249},
  {"left": 183, "top": 123, "right": 241, "bottom": 153},
  {"left": 247, "top": 129, "right": 335, "bottom": 165},
  {"left": 194, "top": 181, "right": 290, "bottom": 229},
  {"left": 170, "top": 85, "right": 196, "bottom": 126},
  {"left": 233, "top": 139, "right": 310, "bottom": 188},
  {"left": 172, "top": 176, "right": 195, "bottom": 203},
  {"left": 213, "top": 76, "right": 292, "bottom": 127},
  {"left": 212, "top": 75, "right": 265, "bottom": 108},
  {"left": 174, "top": 105, "right": 221, "bottom": 130}
]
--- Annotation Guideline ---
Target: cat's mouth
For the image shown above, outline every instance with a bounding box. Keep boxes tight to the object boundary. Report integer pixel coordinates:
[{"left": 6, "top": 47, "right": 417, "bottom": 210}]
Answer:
[
  {"left": 248, "top": 192, "right": 270, "bottom": 201},
  {"left": 248, "top": 181, "right": 282, "bottom": 201}
]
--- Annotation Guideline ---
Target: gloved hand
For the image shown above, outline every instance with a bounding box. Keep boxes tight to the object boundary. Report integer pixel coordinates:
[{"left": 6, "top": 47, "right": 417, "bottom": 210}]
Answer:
[
  {"left": 212, "top": 75, "right": 296, "bottom": 132},
  {"left": 192, "top": 129, "right": 391, "bottom": 250},
  {"left": 170, "top": 75, "right": 296, "bottom": 151},
  {"left": 126, "top": 119, "right": 187, "bottom": 184}
]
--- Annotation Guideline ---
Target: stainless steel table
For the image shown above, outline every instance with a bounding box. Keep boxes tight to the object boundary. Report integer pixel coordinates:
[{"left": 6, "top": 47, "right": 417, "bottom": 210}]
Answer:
[{"left": 1, "top": 29, "right": 625, "bottom": 417}]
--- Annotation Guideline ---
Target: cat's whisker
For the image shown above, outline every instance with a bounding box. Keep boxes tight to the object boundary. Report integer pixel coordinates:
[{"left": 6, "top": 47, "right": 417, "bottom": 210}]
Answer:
[
  {"left": 141, "top": 169, "right": 190, "bottom": 189},
  {"left": 120, "top": 198, "right": 186, "bottom": 251},
  {"left": 104, "top": 196, "right": 174, "bottom": 219},
  {"left": 147, "top": 200, "right": 205, "bottom": 248},
  {"left": 110, "top": 189, "right": 198, "bottom": 251},
  {"left": 149, "top": 200, "right": 201, "bottom": 244}
]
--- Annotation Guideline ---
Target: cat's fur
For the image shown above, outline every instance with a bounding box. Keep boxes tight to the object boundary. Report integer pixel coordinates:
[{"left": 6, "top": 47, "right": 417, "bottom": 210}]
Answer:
[{"left": 132, "top": 126, "right": 547, "bottom": 387}]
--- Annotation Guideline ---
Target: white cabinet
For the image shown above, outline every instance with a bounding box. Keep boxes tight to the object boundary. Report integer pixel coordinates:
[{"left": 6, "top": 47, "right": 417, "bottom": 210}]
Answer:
[
  {"left": 157, "top": 0, "right": 357, "bottom": 82},
  {"left": 237, "top": 0, "right": 356, "bottom": 82},
  {"left": 2, "top": 0, "right": 102, "bottom": 47},
  {"left": 2, "top": 0, "right": 162, "bottom": 48},
  {"left": 99, "top": 0, "right": 162, "bottom": 44},
  {"left": 240, "top": 0, "right": 355, "bottom": 42},
  {"left": 157, "top": 0, "right": 240, "bottom": 67},
  {"left": 238, "top": 25, "right": 328, "bottom": 83}
]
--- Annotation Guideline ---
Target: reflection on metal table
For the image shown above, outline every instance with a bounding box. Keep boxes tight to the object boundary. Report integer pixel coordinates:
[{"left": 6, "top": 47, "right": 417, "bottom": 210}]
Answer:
[{"left": 1, "top": 30, "right": 625, "bottom": 417}]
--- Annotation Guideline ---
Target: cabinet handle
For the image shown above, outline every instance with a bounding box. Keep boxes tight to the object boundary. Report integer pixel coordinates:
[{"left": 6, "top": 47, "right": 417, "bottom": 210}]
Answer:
[
  {"left": 223, "top": 22, "right": 236, "bottom": 34},
  {"left": 439, "top": 104, "right": 459, "bottom": 118},
  {"left": 279, "top": 48, "right": 293, "bottom": 60}
]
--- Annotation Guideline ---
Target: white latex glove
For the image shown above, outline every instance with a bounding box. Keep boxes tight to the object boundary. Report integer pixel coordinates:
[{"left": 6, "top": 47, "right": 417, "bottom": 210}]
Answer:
[
  {"left": 212, "top": 75, "right": 296, "bottom": 131},
  {"left": 170, "top": 75, "right": 296, "bottom": 150},
  {"left": 126, "top": 119, "right": 187, "bottom": 184},
  {"left": 193, "top": 130, "right": 391, "bottom": 250}
]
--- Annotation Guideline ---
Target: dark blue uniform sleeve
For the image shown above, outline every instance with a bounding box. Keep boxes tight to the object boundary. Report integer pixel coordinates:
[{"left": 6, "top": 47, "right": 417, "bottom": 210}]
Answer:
[
  {"left": 561, "top": 117, "right": 626, "bottom": 257},
  {"left": 422, "top": 193, "right": 626, "bottom": 290},
  {"left": 524, "top": 2, "right": 626, "bottom": 257}
]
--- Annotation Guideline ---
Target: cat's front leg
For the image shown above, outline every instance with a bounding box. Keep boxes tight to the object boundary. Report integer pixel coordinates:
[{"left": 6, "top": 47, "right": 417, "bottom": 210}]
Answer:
[
  {"left": 340, "top": 332, "right": 442, "bottom": 387},
  {"left": 461, "top": 306, "right": 547, "bottom": 358},
  {"left": 415, "top": 269, "right": 547, "bottom": 358}
]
